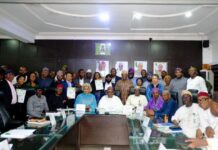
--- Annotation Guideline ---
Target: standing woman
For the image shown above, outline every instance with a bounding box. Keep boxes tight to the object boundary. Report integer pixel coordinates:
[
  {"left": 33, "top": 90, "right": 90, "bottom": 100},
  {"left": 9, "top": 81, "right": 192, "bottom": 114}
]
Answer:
[
  {"left": 25, "top": 72, "right": 39, "bottom": 89},
  {"left": 91, "top": 72, "right": 104, "bottom": 104}
]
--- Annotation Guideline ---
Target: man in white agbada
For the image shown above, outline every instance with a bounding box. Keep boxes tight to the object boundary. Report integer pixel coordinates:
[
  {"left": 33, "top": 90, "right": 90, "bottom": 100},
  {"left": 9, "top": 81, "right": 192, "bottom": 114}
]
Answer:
[
  {"left": 98, "top": 87, "right": 123, "bottom": 113},
  {"left": 186, "top": 66, "right": 207, "bottom": 93},
  {"left": 186, "top": 92, "right": 218, "bottom": 150},
  {"left": 126, "top": 86, "right": 148, "bottom": 108},
  {"left": 172, "top": 90, "right": 200, "bottom": 138},
  {"left": 196, "top": 91, "right": 212, "bottom": 139}
]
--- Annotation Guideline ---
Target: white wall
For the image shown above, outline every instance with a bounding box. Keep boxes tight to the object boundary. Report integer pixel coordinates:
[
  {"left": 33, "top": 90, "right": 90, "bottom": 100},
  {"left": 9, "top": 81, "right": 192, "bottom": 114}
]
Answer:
[{"left": 208, "top": 30, "right": 218, "bottom": 65}]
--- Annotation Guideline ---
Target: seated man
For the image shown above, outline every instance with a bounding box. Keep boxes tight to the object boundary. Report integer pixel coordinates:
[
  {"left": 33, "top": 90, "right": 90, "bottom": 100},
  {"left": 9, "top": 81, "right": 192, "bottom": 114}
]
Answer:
[
  {"left": 197, "top": 92, "right": 218, "bottom": 139},
  {"left": 154, "top": 90, "right": 177, "bottom": 122},
  {"left": 27, "top": 87, "right": 49, "bottom": 118},
  {"left": 47, "top": 84, "right": 67, "bottom": 112},
  {"left": 126, "top": 86, "right": 148, "bottom": 108},
  {"left": 171, "top": 90, "right": 200, "bottom": 138},
  {"left": 186, "top": 93, "right": 218, "bottom": 149},
  {"left": 98, "top": 87, "right": 123, "bottom": 112},
  {"left": 196, "top": 91, "right": 211, "bottom": 139}
]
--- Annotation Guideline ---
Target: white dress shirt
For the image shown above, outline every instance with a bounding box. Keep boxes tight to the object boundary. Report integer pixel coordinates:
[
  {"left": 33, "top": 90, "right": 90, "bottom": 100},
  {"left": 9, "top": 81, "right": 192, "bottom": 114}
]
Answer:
[
  {"left": 187, "top": 76, "right": 207, "bottom": 92},
  {"left": 126, "top": 95, "right": 148, "bottom": 108},
  {"left": 207, "top": 138, "right": 218, "bottom": 150},
  {"left": 104, "top": 82, "right": 112, "bottom": 91},
  {"left": 172, "top": 103, "right": 200, "bottom": 138},
  {"left": 6, "top": 80, "right": 17, "bottom": 104},
  {"left": 98, "top": 95, "right": 123, "bottom": 112},
  {"left": 200, "top": 109, "right": 218, "bottom": 138}
]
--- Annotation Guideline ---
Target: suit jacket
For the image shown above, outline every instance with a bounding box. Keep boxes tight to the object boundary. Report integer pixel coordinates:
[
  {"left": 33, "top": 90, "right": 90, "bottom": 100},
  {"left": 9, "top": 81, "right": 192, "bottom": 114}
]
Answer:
[
  {"left": 74, "top": 78, "right": 90, "bottom": 87},
  {"left": 112, "top": 76, "right": 121, "bottom": 85},
  {"left": 0, "top": 80, "right": 13, "bottom": 110}
]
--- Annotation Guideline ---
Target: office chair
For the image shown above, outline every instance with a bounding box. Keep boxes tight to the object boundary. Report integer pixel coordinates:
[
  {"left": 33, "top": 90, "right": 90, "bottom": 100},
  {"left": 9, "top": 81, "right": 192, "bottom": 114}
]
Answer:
[{"left": 0, "top": 103, "right": 23, "bottom": 133}]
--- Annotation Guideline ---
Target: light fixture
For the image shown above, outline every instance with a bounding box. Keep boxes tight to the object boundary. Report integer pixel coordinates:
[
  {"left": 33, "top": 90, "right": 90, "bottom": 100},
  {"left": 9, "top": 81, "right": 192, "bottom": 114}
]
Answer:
[
  {"left": 185, "top": 11, "right": 192, "bottom": 18},
  {"left": 107, "top": 43, "right": 111, "bottom": 47},
  {"left": 133, "top": 12, "right": 143, "bottom": 20},
  {"left": 98, "top": 13, "right": 110, "bottom": 22}
]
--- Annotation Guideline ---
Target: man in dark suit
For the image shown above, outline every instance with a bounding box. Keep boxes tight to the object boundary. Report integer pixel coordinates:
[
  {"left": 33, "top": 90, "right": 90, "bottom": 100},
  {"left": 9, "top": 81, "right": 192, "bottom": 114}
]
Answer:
[
  {"left": 0, "top": 70, "right": 17, "bottom": 118},
  {"left": 110, "top": 68, "right": 121, "bottom": 85}
]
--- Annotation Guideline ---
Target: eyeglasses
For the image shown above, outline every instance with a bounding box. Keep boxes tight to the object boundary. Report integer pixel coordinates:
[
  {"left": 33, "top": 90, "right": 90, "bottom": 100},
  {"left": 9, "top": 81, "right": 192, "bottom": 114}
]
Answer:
[{"left": 198, "top": 98, "right": 209, "bottom": 102}]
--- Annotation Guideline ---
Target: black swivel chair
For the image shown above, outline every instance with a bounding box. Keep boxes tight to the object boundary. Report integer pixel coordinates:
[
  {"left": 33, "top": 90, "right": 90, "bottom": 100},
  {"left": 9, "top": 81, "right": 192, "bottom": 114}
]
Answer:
[
  {"left": 188, "top": 89, "right": 198, "bottom": 103},
  {"left": 0, "top": 103, "right": 23, "bottom": 133}
]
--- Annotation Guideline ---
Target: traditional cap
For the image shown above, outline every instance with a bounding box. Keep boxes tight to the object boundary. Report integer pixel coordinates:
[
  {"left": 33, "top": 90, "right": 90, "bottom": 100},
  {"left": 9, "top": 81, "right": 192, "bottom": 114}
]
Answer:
[
  {"left": 128, "top": 68, "right": 134, "bottom": 74},
  {"left": 181, "top": 90, "right": 192, "bottom": 97},
  {"left": 175, "top": 67, "right": 183, "bottom": 72},
  {"left": 121, "top": 70, "right": 128, "bottom": 74},
  {"left": 42, "top": 67, "right": 49, "bottom": 71},
  {"left": 198, "top": 91, "right": 209, "bottom": 98},
  {"left": 5, "top": 69, "right": 14, "bottom": 75},
  {"left": 56, "top": 84, "right": 64, "bottom": 89},
  {"left": 86, "top": 69, "right": 92, "bottom": 73},
  {"left": 56, "top": 70, "right": 63, "bottom": 76},
  {"left": 152, "top": 87, "right": 160, "bottom": 94}
]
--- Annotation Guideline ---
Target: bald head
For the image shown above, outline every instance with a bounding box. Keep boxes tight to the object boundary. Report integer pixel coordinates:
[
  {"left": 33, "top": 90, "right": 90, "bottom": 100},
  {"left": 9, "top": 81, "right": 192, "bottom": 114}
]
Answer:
[
  {"left": 107, "top": 86, "right": 114, "bottom": 98},
  {"left": 162, "top": 90, "right": 171, "bottom": 101}
]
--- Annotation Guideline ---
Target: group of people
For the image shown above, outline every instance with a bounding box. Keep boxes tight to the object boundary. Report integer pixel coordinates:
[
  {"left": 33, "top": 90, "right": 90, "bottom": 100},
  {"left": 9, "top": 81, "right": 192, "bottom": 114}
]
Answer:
[{"left": 0, "top": 64, "right": 217, "bottom": 149}]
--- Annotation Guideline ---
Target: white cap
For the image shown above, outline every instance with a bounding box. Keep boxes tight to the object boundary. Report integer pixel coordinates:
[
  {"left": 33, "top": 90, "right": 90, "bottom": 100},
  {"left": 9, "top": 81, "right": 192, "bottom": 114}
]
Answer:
[{"left": 87, "top": 69, "right": 92, "bottom": 73}]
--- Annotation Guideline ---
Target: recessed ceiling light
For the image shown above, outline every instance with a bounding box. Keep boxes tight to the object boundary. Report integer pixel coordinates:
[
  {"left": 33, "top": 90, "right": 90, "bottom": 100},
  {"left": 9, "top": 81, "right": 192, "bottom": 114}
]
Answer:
[
  {"left": 133, "top": 12, "right": 143, "bottom": 20},
  {"left": 99, "top": 13, "right": 110, "bottom": 22},
  {"left": 185, "top": 11, "right": 192, "bottom": 18}
]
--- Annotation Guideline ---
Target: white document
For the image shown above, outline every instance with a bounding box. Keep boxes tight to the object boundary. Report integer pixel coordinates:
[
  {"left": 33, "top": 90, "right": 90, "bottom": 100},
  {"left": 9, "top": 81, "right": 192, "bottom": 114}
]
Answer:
[
  {"left": 95, "top": 80, "right": 103, "bottom": 90},
  {"left": 1, "top": 129, "right": 35, "bottom": 139},
  {"left": 76, "top": 104, "right": 86, "bottom": 112},
  {"left": 16, "top": 89, "right": 26, "bottom": 103},
  {"left": 61, "top": 110, "right": 66, "bottom": 119},
  {"left": 158, "top": 143, "right": 167, "bottom": 150},
  {"left": 142, "top": 116, "right": 150, "bottom": 127},
  {"left": 67, "top": 87, "right": 76, "bottom": 99},
  {"left": 136, "top": 106, "right": 144, "bottom": 117},
  {"left": 0, "top": 139, "right": 10, "bottom": 150},
  {"left": 143, "top": 127, "right": 152, "bottom": 143},
  {"left": 48, "top": 114, "right": 56, "bottom": 127},
  {"left": 122, "top": 105, "right": 133, "bottom": 116}
]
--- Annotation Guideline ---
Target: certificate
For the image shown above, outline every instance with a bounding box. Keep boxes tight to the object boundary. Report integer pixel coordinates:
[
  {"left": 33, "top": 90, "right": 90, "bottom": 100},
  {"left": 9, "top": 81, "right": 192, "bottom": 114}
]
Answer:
[
  {"left": 67, "top": 87, "right": 76, "bottom": 99},
  {"left": 16, "top": 89, "right": 26, "bottom": 103},
  {"left": 95, "top": 80, "right": 103, "bottom": 90}
]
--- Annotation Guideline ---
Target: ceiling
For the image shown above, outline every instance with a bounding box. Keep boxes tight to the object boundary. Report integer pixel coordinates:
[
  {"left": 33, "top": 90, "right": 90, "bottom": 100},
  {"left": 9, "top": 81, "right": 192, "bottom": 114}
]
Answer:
[{"left": 0, "top": 0, "right": 218, "bottom": 43}]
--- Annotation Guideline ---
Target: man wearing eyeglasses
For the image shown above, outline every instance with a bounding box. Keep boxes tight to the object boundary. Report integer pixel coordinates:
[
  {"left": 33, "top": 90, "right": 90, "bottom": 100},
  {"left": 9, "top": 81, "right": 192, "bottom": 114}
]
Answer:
[
  {"left": 196, "top": 92, "right": 211, "bottom": 139},
  {"left": 186, "top": 92, "right": 218, "bottom": 149}
]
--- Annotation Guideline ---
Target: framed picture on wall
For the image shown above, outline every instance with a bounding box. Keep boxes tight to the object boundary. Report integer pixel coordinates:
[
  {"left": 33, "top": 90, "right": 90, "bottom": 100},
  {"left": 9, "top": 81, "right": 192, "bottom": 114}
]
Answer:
[
  {"left": 96, "top": 60, "right": 109, "bottom": 77},
  {"left": 153, "top": 62, "right": 168, "bottom": 78},
  {"left": 134, "top": 61, "right": 147, "bottom": 77},
  {"left": 95, "top": 43, "right": 111, "bottom": 55},
  {"left": 115, "top": 61, "right": 128, "bottom": 77}
]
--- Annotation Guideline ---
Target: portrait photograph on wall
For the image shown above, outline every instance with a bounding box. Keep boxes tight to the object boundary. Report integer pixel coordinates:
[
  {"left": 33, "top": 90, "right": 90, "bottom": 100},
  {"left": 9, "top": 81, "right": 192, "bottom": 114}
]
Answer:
[
  {"left": 95, "top": 43, "right": 111, "bottom": 55},
  {"left": 153, "top": 62, "right": 168, "bottom": 77},
  {"left": 134, "top": 61, "right": 148, "bottom": 77},
  {"left": 115, "top": 61, "right": 128, "bottom": 77},
  {"left": 96, "top": 60, "right": 109, "bottom": 77}
]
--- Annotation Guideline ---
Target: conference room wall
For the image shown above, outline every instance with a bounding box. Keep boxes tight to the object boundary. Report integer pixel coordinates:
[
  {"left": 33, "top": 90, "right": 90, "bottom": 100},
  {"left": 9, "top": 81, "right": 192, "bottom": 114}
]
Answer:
[{"left": 0, "top": 39, "right": 202, "bottom": 76}]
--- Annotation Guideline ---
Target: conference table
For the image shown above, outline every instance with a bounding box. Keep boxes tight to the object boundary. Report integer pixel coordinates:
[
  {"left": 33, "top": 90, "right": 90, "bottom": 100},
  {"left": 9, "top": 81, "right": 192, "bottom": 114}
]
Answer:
[{"left": 0, "top": 111, "right": 199, "bottom": 150}]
